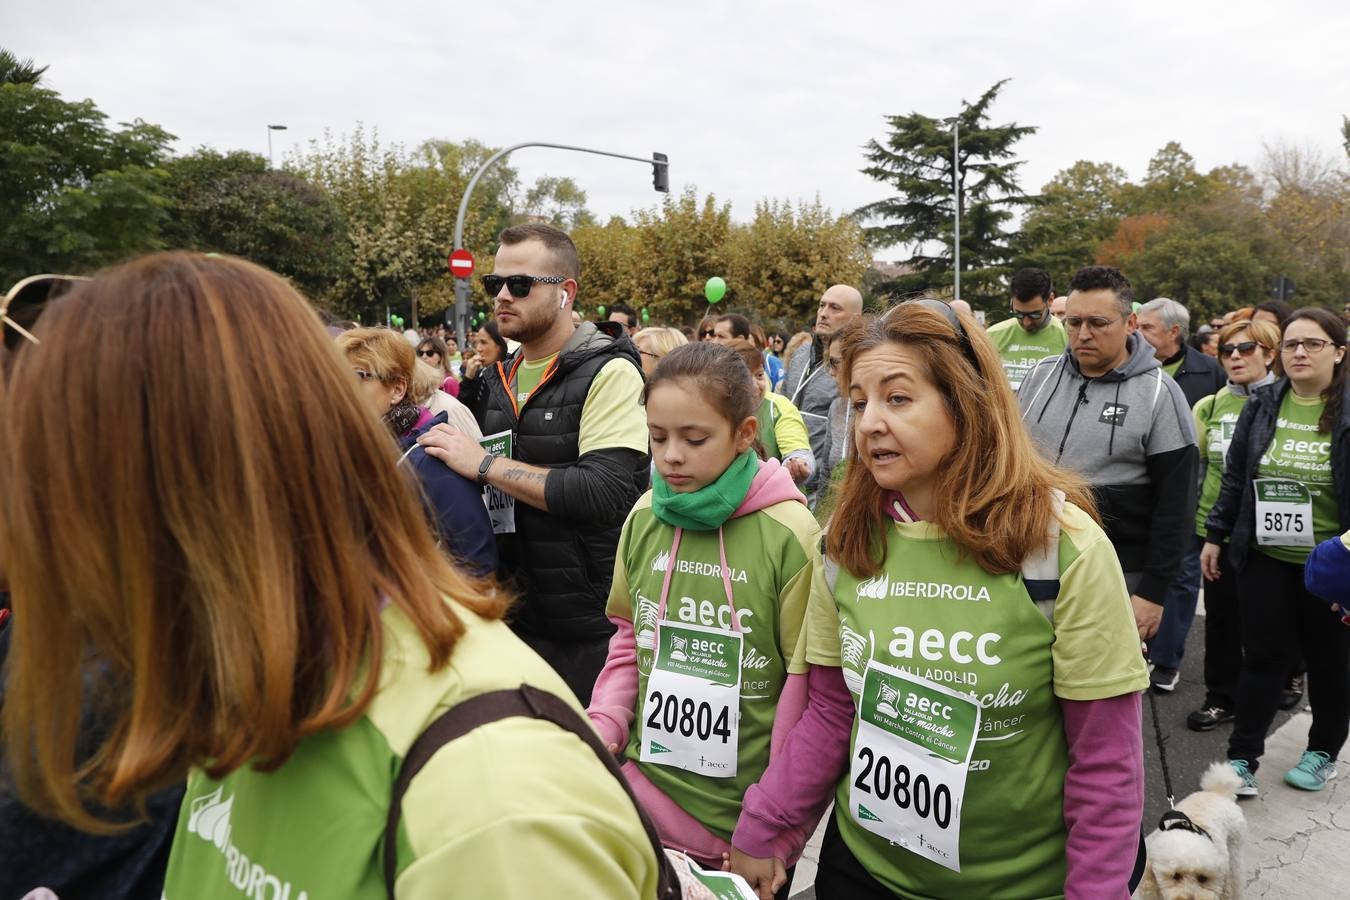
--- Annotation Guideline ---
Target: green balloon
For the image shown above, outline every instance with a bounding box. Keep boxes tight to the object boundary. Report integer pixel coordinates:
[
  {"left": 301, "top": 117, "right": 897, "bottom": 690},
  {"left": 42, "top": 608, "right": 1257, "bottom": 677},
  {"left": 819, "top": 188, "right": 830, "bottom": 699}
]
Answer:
[
  {"left": 704, "top": 277, "right": 727, "bottom": 303},
  {"left": 641, "top": 307, "right": 650, "bottom": 323},
  {"left": 597, "top": 305, "right": 607, "bottom": 317}
]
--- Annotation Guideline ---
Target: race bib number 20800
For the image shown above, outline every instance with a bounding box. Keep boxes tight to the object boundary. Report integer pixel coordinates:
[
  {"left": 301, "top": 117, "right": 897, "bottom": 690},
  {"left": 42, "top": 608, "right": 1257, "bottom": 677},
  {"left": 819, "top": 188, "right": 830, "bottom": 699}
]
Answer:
[{"left": 848, "top": 661, "right": 980, "bottom": 872}]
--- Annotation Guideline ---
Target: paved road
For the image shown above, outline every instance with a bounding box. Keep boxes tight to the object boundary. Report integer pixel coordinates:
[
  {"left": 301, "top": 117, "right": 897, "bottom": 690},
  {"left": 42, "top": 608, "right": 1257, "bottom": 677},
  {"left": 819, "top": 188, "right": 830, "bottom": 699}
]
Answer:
[{"left": 788, "top": 600, "right": 1305, "bottom": 898}]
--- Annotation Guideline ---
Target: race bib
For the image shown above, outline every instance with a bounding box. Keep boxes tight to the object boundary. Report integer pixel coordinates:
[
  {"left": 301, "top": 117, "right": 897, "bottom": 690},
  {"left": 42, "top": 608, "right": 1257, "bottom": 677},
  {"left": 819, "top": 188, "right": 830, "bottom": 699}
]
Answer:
[
  {"left": 479, "top": 430, "right": 515, "bottom": 535},
  {"left": 848, "top": 660, "right": 980, "bottom": 872},
  {"left": 640, "top": 622, "right": 742, "bottom": 778},
  {"left": 1254, "top": 478, "right": 1314, "bottom": 548}
]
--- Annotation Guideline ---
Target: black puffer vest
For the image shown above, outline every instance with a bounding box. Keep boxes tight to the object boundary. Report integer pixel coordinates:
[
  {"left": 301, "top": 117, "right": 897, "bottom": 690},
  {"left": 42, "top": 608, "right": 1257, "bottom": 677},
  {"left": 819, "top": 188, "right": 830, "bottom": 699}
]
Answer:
[{"left": 476, "top": 324, "right": 646, "bottom": 640}]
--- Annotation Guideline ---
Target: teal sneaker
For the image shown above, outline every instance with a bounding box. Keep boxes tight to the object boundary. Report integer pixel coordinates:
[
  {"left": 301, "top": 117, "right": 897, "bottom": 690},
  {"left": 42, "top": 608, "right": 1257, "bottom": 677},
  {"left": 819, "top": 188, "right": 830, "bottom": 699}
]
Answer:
[
  {"left": 1229, "top": 759, "right": 1259, "bottom": 797},
  {"left": 1284, "top": 751, "right": 1337, "bottom": 791}
]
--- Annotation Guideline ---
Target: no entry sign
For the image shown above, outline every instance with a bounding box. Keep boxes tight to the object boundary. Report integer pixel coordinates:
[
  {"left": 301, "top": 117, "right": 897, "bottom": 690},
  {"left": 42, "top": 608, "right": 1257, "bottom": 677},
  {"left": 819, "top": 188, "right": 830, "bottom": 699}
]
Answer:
[{"left": 448, "top": 248, "right": 475, "bottom": 279}]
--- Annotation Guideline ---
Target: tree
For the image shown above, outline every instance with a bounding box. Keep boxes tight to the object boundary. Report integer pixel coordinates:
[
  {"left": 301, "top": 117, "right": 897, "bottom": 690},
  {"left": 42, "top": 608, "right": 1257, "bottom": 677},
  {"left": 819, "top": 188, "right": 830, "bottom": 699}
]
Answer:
[
  {"left": 0, "top": 49, "right": 48, "bottom": 85},
  {"left": 1121, "top": 226, "right": 1269, "bottom": 322},
  {"left": 521, "top": 176, "right": 595, "bottom": 230},
  {"left": 1014, "top": 161, "right": 1129, "bottom": 292},
  {"left": 625, "top": 188, "right": 732, "bottom": 325},
  {"left": 855, "top": 79, "right": 1036, "bottom": 309},
  {"left": 0, "top": 82, "right": 173, "bottom": 286},
  {"left": 161, "top": 149, "right": 349, "bottom": 298},
  {"left": 725, "top": 198, "right": 869, "bottom": 327},
  {"left": 571, "top": 216, "right": 641, "bottom": 319}
]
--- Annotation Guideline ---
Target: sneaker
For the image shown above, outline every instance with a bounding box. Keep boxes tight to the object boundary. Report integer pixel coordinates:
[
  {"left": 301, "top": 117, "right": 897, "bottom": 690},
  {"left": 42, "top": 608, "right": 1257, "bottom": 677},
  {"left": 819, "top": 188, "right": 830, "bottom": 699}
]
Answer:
[
  {"left": 1229, "top": 759, "right": 1259, "bottom": 797},
  {"left": 1284, "top": 750, "right": 1337, "bottom": 791},
  {"left": 1150, "top": 666, "right": 1180, "bottom": 693},
  {"left": 1279, "top": 675, "right": 1305, "bottom": 711},
  {"left": 1187, "top": 705, "right": 1236, "bottom": 732}
]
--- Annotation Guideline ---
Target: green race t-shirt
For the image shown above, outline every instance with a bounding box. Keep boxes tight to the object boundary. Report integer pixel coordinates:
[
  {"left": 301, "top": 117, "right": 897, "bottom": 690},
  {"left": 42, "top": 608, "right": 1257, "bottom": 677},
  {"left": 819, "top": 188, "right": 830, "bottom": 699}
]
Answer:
[
  {"left": 986, "top": 317, "right": 1067, "bottom": 391},
  {"left": 805, "top": 504, "right": 1147, "bottom": 897},
  {"left": 608, "top": 492, "right": 820, "bottom": 839},
  {"left": 1255, "top": 391, "right": 1336, "bottom": 564},
  {"left": 513, "top": 352, "right": 559, "bottom": 407},
  {"left": 162, "top": 601, "right": 660, "bottom": 900},
  {"left": 1194, "top": 388, "right": 1250, "bottom": 537}
]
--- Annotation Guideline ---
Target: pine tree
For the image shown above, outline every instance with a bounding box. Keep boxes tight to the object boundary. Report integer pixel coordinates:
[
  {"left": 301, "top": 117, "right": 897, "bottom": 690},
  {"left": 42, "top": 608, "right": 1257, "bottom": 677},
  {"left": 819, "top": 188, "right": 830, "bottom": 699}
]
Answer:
[{"left": 855, "top": 79, "right": 1035, "bottom": 309}]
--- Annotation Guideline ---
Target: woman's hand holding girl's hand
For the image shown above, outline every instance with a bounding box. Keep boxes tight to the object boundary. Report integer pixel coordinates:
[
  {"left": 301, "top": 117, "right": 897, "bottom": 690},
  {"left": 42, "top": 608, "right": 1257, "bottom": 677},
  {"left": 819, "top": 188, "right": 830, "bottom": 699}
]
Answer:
[{"left": 729, "top": 847, "right": 787, "bottom": 900}]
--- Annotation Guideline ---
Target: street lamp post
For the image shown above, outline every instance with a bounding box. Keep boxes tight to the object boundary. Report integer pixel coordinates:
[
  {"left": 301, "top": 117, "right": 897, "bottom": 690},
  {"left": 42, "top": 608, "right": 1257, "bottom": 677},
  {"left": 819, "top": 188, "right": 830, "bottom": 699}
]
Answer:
[
  {"left": 267, "top": 124, "right": 288, "bottom": 168},
  {"left": 450, "top": 143, "right": 669, "bottom": 353},
  {"left": 940, "top": 116, "right": 961, "bottom": 303}
]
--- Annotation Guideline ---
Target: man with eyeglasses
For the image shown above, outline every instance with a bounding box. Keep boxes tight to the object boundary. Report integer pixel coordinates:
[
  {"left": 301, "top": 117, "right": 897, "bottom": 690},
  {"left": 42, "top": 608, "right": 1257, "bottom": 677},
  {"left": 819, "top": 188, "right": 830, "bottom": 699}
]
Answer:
[
  {"left": 1131, "top": 298, "right": 1225, "bottom": 691},
  {"left": 1019, "top": 266, "right": 1199, "bottom": 645},
  {"left": 784, "top": 284, "right": 864, "bottom": 507},
  {"left": 418, "top": 223, "right": 649, "bottom": 705},
  {"left": 987, "top": 268, "right": 1067, "bottom": 391}
]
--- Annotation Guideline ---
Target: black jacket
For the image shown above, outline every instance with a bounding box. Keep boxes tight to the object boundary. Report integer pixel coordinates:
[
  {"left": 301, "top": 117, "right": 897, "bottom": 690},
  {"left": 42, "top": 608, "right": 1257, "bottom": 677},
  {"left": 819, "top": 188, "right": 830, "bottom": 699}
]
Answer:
[
  {"left": 470, "top": 323, "right": 648, "bottom": 641},
  {"left": 1167, "top": 344, "right": 1226, "bottom": 410},
  {"left": 397, "top": 411, "right": 497, "bottom": 577},
  {"left": 1204, "top": 377, "right": 1350, "bottom": 572}
]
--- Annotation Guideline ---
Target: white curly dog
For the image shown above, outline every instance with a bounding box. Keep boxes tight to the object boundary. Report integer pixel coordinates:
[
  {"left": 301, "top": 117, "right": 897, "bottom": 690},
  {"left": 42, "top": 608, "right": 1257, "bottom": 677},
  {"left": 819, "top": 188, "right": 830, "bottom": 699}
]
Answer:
[{"left": 1137, "top": 761, "right": 1247, "bottom": 899}]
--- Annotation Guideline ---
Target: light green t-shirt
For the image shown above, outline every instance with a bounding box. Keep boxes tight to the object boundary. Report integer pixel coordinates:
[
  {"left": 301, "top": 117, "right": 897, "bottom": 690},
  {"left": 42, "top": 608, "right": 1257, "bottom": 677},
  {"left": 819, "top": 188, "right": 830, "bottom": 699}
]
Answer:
[
  {"left": 1163, "top": 359, "right": 1183, "bottom": 378},
  {"left": 1255, "top": 391, "right": 1336, "bottom": 565},
  {"left": 510, "top": 354, "right": 648, "bottom": 455},
  {"left": 756, "top": 392, "right": 811, "bottom": 462},
  {"left": 607, "top": 492, "right": 820, "bottom": 839},
  {"left": 986, "top": 317, "right": 1067, "bottom": 391},
  {"left": 1193, "top": 388, "right": 1250, "bottom": 537},
  {"left": 806, "top": 504, "right": 1147, "bottom": 898},
  {"left": 162, "top": 601, "right": 660, "bottom": 900}
]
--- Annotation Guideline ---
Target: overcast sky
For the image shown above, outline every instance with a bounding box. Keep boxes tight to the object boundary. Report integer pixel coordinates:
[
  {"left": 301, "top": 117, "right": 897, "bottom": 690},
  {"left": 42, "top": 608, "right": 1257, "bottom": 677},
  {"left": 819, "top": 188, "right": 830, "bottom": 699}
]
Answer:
[{"left": 8, "top": 0, "right": 1349, "bottom": 254}]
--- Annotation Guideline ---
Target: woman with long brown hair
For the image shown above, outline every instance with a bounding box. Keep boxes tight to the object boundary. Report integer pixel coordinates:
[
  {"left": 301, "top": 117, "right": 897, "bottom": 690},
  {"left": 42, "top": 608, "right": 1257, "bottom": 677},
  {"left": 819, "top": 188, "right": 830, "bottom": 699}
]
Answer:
[
  {"left": 0, "top": 253, "right": 661, "bottom": 898},
  {"left": 730, "top": 300, "right": 1148, "bottom": 899}
]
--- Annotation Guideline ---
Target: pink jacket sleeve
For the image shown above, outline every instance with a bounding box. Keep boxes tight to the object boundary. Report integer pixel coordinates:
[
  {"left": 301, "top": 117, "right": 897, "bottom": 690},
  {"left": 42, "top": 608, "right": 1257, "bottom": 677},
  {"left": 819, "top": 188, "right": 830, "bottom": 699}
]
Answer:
[
  {"left": 585, "top": 616, "right": 639, "bottom": 749},
  {"left": 733, "top": 665, "right": 854, "bottom": 861},
  {"left": 1061, "top": 692, "right": 1144, "bottom": 900}
]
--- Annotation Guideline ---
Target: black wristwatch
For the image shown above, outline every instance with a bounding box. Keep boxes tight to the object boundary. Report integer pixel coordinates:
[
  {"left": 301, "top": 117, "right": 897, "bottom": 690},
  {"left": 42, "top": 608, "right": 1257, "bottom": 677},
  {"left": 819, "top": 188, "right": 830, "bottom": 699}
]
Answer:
[{"left": 477, "top": 453, "right": 496, "bottom": 485}]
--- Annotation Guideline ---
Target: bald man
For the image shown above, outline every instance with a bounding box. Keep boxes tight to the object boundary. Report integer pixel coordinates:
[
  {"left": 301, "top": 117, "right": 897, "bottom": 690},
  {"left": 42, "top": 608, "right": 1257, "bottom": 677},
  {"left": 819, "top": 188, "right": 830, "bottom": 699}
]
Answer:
[{"left": 784, "top": 284, "right": 864, "bottom": 506}]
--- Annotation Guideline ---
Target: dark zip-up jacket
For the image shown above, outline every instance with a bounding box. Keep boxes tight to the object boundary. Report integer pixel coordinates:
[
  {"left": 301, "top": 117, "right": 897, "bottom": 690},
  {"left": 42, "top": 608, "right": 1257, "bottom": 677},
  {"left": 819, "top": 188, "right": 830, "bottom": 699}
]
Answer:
[
  {"left": 1165, "top": 344, "right": 1226, "bottom": 409},
  {"left": 1019, "top": 334, "right": 1199, "bottom": 605},
  {"left": 469, "top": 323, "right": 648, "bottom": 641},
  {"left": 1204, "top": 377, "right": 1350, "bottom": 573},
  {"left": 397, "top": 411, "right": 497, "bottom": 577}
]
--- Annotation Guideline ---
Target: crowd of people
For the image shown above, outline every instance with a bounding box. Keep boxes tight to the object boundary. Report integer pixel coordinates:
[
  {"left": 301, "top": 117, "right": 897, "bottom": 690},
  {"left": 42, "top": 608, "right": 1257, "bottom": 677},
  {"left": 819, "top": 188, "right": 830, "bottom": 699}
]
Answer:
[{"left": 1, "top": 221, "right": 1348, "bottom": 900}]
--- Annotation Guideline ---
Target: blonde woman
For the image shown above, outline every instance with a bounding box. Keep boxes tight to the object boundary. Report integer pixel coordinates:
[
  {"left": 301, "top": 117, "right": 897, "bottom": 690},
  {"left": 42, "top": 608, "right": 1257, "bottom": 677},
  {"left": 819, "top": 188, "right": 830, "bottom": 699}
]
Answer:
[{"left": 633, "top": 326, "right": 688, "bottom": 377}]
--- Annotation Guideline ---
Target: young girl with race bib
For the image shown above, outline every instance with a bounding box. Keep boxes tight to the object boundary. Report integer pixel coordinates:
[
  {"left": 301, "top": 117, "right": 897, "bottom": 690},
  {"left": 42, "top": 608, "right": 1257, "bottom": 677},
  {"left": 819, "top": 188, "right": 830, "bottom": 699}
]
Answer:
[
  {"left": 730, "top": 300, "right": 1149, "bottom": 899},
  {"left": 588, "top": 341, "right": 827, "bottom": 893}
]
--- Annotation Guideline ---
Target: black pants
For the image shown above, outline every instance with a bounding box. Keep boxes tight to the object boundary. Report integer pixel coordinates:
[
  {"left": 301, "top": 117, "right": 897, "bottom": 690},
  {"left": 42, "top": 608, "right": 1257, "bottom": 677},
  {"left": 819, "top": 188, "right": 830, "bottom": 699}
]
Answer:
[
  {"left": 515, "top": 631, "right": 611, "bottom": 707},
  {"left": 814, "top": 812, "right": 1146, "bottom": 899},
  {"left": 1202, "top": 542, "right": 1244, "bottom": 708},
  {"left": 1229, "top": 550, "right": 1350, "bottom": 769}
]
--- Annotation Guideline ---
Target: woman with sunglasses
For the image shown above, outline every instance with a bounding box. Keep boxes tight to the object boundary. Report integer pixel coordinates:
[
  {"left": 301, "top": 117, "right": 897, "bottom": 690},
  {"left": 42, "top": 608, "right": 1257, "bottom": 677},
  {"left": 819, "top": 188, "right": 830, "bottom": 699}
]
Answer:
[
  {"left": 1185, "top": 319, "right": 1280, "bottom": 732},
  {"left": 730, "top": 300, "right": 1148, "bottom": 899},
  {"left": 337, "top": 327, "right": 496, "bottom": 576},
  {"left": 415, "top": 336, "right": 460, "bottom": 398},
  {"left": 1202, "top": 307, "right": 1350, "bottom": 794}
]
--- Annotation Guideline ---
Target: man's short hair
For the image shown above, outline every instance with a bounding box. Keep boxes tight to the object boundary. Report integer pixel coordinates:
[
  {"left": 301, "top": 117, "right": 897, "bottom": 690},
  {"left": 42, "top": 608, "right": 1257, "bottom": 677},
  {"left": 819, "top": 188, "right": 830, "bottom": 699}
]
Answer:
[
  {"left": 1010, "top": 268, "right": 1053, "bottom": 303},
  {"left": 498, "top": 223, "right": 581, "bottom": 281},
  {"left": 1139, "top": 297, "right": 1190, "bottom": 342},
  {"left": 1069, "top": 265, "right": 1134, "bottom": 315},
  {"left": 717, "top": 313, "right": 752, "bottom": 339},
  {"left": 609, "top": 301, "right": 638, "bottom": 326}
]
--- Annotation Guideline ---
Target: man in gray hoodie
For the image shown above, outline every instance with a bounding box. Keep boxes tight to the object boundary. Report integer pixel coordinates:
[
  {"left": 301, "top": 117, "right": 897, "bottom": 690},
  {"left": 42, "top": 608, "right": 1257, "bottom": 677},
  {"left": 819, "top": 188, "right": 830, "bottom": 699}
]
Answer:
[{"left": 1019, "top": 266, "right": 1199, "bottom": 641}]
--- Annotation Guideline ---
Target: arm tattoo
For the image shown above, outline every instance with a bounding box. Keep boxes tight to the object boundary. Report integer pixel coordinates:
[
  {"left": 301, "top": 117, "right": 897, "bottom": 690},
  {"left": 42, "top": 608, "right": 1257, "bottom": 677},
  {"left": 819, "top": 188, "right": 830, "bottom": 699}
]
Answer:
[{"left": 502, "top": 465, "right": 549, "bottom": 485}]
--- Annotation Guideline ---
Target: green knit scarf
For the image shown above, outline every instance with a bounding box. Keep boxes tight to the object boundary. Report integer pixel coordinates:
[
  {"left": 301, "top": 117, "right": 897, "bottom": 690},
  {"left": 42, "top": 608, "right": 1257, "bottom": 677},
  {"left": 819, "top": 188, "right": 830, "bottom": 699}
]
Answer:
[{"left": 651, "top": 450, "right": 758, "bottom": 531}]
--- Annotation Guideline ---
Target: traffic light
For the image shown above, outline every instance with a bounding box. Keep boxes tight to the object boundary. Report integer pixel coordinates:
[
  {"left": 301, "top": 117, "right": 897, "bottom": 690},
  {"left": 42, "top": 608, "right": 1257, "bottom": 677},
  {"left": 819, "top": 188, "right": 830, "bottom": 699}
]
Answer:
[
  {"left": 652, "top": 152, "right": 669, "bottom": 193},
  {"left": 1270, "top": 276, "right": 1296, "bottom": 302}
]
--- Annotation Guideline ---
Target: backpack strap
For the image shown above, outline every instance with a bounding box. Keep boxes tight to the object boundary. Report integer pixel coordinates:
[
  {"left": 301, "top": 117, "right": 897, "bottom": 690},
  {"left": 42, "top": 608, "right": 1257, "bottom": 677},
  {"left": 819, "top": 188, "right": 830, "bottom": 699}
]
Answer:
[
  {"left": 383, "top": 683, "right": 680, "bottom": 900},
  {"left": 1022, "top": 488, "right": 1065, "bottom": 622}
]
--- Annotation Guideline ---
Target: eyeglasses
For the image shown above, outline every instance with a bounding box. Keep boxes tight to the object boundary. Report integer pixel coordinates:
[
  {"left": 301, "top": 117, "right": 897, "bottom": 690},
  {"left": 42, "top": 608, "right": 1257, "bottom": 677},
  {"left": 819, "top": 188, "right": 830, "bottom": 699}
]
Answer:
[
  {"left": 1281, "top": 338, "right": 1335, "bottom": 354},
  {"left": 1010, "top": 307, "right": 1048, "bottom": 322},
  {"left": 353, "top": 368, "right": 377, "bottom": 382},
  {"left": 700, "top": 329, "right": 715, "bottom": 338},
  {"left": 639, "top": 349, "right": 662, "bottom": 360},
  {"left": 1063, "top": 315, "right": 1123, "bottom": 332},
  {"left": 481, "top": 273, "right": 566, "bottom": 299},
  {"left": 2, "top": 274, "right": 87, "bottom": 351},
  {"left": 418, "top": 349, "right": 440, "bottom": 358},
  {"left": 1219, "top": 341, "right": 1260, "bottom": 356}
]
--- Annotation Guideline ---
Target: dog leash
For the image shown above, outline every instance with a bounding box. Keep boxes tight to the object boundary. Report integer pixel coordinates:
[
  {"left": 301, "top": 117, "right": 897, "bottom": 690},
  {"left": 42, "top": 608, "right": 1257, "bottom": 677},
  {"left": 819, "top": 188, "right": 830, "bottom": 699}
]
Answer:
[{"left": 1147, "top": 685, "right": 1213, "bottom": 840}]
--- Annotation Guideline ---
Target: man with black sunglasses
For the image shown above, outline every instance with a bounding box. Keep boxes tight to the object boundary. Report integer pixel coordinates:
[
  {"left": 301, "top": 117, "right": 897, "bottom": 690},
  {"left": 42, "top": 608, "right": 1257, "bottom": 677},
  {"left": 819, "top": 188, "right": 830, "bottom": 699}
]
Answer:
[
  {"left": 418, "top": 223, "right": 649, "bottom": 705},
  {"left": 986, "top": 268, "right": 1066, "bottom": 392}
]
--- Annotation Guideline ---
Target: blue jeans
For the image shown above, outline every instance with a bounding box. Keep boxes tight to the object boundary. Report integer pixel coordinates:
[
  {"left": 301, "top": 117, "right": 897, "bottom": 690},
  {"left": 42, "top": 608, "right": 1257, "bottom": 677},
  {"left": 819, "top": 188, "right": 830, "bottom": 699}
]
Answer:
[{"left": 1148, "top": 535, "right": 1203, "bottom": 670}]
